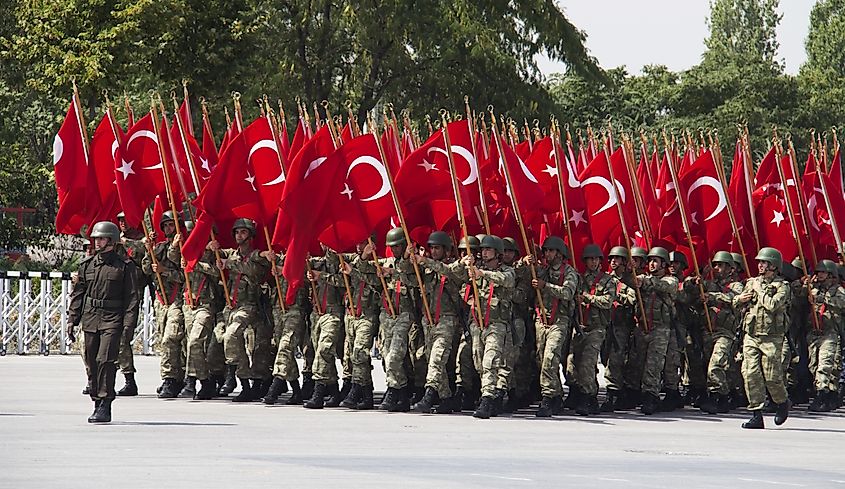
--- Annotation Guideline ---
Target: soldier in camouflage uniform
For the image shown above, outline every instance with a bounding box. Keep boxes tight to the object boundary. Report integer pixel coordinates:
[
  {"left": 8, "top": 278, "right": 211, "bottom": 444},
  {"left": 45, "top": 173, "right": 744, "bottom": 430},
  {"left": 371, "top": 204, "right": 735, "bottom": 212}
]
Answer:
[
  {"left": 454, "top": 235, "right": 481, "bottom": 410},
  {"left": 142, "top": 211, "right": 186, "bottom": 399},
  {"left": 502, "top": 236, "right": 535, "bottom": 410},
  {"left": 572, "top": 244, "right": 617, "bottom": 416},
  {"left": 697, "top": 251, "right": 743, "bottom": 414},
  {"left": 168, "top": 224, "right": 221, "bottom": 400},
  {"left": 115, "top": 211, "right": 147, "bottom": 396},
  {"left": 801, "top": 260, "right": 845, "bottom": 412},
  {"left": 601, "top": 246, "right": 637, "bottom": 412},
  {"left": 734, "top": 247, "right": 791, "bottom": 429},
  {"left": 209, "top": 219, "right": 271, "bottom": 402},
  {"left": 525, "top": 236, "right": 579, "bottom": 417},
  {"left": 630, "top": 247, "right": 678, "bottom": 415},
  {"left": 664, "top": 251, "right": 696, "bottom": 411},
  {"left": 302, "top": 247, "right": 346, "bottom": 409}
]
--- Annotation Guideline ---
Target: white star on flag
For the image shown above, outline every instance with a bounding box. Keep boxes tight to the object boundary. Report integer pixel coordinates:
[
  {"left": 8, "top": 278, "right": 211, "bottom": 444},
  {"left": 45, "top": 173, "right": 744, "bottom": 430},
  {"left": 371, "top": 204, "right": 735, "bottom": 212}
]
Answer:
[
  {"left": 245, "top": 173, "right": 257, "bottom": 191},
  {"left": 117, "top": 159, "right": 135, "bottom": 179},
  {"left": 542, "top": 165, "right": 557, "bottom": 177},
  {"left": 771, "top": 210, "right": 785, "bottom": 227},
  {"left": 419, "top": 159, "right": 437, "bottom": 172},
  {"left": 341, "top": 183, "right": 354, "bottom": 200},
  {"left": 569, "top": 209, "right": 586, "bottom": 227}
]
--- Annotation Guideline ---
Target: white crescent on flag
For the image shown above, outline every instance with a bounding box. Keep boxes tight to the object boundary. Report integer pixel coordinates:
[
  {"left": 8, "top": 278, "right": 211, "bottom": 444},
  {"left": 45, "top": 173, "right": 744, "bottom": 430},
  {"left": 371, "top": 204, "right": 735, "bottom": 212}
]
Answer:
[
  {"left": 687, "top": 176, "right": 727, "bottom": 221},
  {"left": 347, "top": 155, "right": 390, "bottom": 202}
]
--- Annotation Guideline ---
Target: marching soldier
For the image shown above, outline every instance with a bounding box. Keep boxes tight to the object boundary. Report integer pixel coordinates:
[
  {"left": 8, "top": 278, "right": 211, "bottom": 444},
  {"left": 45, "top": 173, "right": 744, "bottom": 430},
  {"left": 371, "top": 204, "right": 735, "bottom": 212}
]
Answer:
[
  {"left": 734, "top": 247, "right": 791, "bottom": 429},
  {"left": 142, "top": 211, "right": 186, "bottom": 399},
  {"left": 602, "top": 246, "right": 637, "bottom": 412},
  {"left": 664, "top": 251, "right": 692, "bottom": 411},
  {"left": 454, "top": 235, "right": 481, "bottom": 410},
  {"left": 630, "top": 247, "right": 678, "bottom": 415},
  {"left": 525, "top": 236, "right": 579, "bottom": 417},
  {"left": 68, "top": 221, "right": 140, "bottom": 423},
  {"left": 502, "top": 236, "right": 536, "bottom": 410}
]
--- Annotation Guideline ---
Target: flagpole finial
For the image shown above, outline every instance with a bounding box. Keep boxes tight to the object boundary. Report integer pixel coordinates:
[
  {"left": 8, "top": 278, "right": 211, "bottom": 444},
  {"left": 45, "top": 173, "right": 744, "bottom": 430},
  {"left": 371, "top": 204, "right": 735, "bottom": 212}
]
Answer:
[{"left": 232, "top": 91, "right": 241, "bottom": 101}]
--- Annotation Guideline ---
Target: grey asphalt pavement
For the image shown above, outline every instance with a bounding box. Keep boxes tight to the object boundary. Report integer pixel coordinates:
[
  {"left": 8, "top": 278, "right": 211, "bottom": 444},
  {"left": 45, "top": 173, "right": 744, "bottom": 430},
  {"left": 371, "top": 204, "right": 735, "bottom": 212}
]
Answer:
[{"left": 2, "top": 355, "right": 845, "bottom": 488}]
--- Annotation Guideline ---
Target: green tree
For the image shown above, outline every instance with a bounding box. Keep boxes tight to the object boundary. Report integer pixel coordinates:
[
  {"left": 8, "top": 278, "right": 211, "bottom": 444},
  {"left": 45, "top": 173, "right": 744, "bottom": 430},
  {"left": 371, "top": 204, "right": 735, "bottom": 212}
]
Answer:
[{"left": 798, "top": 0, "right": 845, "bottom": 137}]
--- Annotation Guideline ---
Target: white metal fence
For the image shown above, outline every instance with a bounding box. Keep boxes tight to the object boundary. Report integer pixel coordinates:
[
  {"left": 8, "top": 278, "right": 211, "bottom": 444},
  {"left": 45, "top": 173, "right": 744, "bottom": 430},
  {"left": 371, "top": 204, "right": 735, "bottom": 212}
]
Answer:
[{"left": 0, "top": 271, "right": 156, "bottom": 356}]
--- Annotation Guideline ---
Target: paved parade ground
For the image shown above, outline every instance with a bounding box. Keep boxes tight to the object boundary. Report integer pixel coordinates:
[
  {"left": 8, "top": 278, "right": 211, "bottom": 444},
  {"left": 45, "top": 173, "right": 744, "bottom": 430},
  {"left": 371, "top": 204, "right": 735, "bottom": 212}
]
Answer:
[{"left": 3, "top": 355, "right": 845, "bottom": 488}]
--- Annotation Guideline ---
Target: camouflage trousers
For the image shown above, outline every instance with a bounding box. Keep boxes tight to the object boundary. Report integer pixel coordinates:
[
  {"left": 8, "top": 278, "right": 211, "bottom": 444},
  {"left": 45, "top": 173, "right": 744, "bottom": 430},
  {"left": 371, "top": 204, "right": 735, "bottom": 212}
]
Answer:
[
  {"left": 423, "top": 314, "right": 458, "bottom": 399},
  {"left": 310, "top": 310, "right": 343, "bottom": 384},
  {"left": 703, "top": 333, "right": 733, "bottom": 395},
  {"left": 571, "top": 327, "right": 606, "bottom": 397},
  {"left": 604, "top": 315, "right": 636, "bottom": 392},
  {"left": 343, "top": 314, "right": 376, "bottom": 386},
  {"left": 250, "top": 311, "right": 275, "bottom": 380},
  {"left": 380, "top": 310, "right": 412, "bottom": 389},
  {"left": 629, "top": 326, "right": 670, "bottom": 397},
  {"left": 410, "top": 321, "right": 427, "bottom": 389},
  {"left": 271, "top": 307, "right": 306, "bottom": 381},
  {"left": 807, "top": 329, "right": 841, "bottom": 393},
  {"left": 183, "top": 304, "right": 216, "bottom": 380},
  {"left": 535, "top": 319, "right": 570, "bottom": 398},
  {"left": 221, "top": 305, "right": 257, "bottom": 379},
  {"left": 685, "top": 329, "right": 708, "bottom": 392},
  {"left": 504, "top": 316, "right": 526, "bottom": 392},
  {"left": 742, "top": 333, "right": 788, "bottom": 411},
  {"left": 155, "top": 301, "right": 185, "bottom": 380},
  {"left": 662, "top": 324, "right": 684, "bottom": 392},
  {"left": 117, "top": 320, "right": 136, "bottom": 374},
  {"left": 472, "top": 320, "right": 510, "bottom": 397},
  {"left": 208, "top": 312, "right": 226, "bottom": 377},
  {"left": 456, "top": 327, "right": 478, "bottom": 390}
]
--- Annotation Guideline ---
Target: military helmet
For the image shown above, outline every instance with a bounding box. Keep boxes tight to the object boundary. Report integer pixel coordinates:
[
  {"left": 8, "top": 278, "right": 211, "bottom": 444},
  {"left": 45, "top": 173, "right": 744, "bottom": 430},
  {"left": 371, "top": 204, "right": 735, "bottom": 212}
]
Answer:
[
  {"left": 159, "top": 211, "right": 177, "bottom": 231},
  {"left": 631, "top": 247, "right": 648, "bottom": 260},
  {"left": 731, "top": 252, "right": 745, "bottom": 272},
  {"left": 458, "top": 235, "right": 480, "bottom": 251},
  {"left": 581, "top": 243, "right": 604, "bottom": 260},
  {"left": 669, "top": 251, "right": 688, "bottom": 269},
  {"left": 608, "top": 246, "right": 629, "bottom": 260},
  {"left": 475, "top": 234, "right": 488, "bottom": 243},
  {"left": 385, "top": 227, "right": 406, "bottom": 247},
  {"left": 116, "top": 211, "right": 126, "bottom": 219},
  {"left": 814, "top": 259, "right": 838, "bottom": 275},
  {"left": 90, "top": 221, "right": 120, "bottom": 243},
  {"left": 541, "top": 236, "right": 570, "bottom": 259},
  {"left": 647, "top": 246, "right": 670, "bottom": 264},
  {"left": 712, "top": 251, "right": 735, "bottom": 267},
  {"left": 184, "top": 220, "right": 195, "bottom": 234},
  {"left": 502, "top": 237, "right": 519, "bottom": 253},
  {"left": 232, "top": 217, "right": 256, "bottom": 237},
  {"left": 427, "top": 230, "right": 452, "bottom": 249},
  {"left": 754, "top": 247, "right": 783, "bottom": 272},
  {"left": 480, "top": 234, "right": 504, "bottom": 254}
]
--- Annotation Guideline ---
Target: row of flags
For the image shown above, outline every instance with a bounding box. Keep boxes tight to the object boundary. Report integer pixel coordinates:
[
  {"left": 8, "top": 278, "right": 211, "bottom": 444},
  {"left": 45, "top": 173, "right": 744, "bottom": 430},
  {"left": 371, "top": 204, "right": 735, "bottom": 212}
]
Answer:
[{"left": 53, "top": 89, "right": 845, "bottom": 302}]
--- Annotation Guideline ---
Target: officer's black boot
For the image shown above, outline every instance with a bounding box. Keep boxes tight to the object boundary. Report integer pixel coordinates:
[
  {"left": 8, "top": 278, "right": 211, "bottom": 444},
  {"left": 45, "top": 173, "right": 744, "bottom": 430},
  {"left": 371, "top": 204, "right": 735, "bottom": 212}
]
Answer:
[
  {"left": 304, "top": 382, "right": 328, "bottom": 409},
  {"left": 218, "top": 365, "right": 237, "bottom": 396},
  {"left": 716, "top": 393, "right": 731, "bottom": 413},
  {"left": 600, "top": 389, "right": 619, "bottom": 413},
  {"left": 660, "top": 389, "right": 682, "bottom": 412},
  {"left": 181, "top": 376, "right": 197, "bottom": 397},
  {"left": 88, "top": 400, "right": 102, "bottom": 422},
  {"left": 286, "top": 380, "right": 303, "bottom": 405},
  {"left": 116, "top": 373, "right": 138, "bottom": 396},
  {"left": 262, "top": 378, "right": 287, "bottom": 405},
  {"left": 341, "top": 383, "right": 363, "bottom": 408},
  {"left": 388, "top": 386, "right": 411, "bottom": 412},
  {"left": 301, "top": 372, "right": 315, "bottom": 400},
  {"left": 742, "top": 409, "right": 764, "bottom": 429},
  {"left": 379, "top": 387, "right": 395, "bottom": 411},
  {"left": 194, "top": 378, "right": 217, "bottom": 400},
  {"left": 536, "top": 396, "right": 554, "bottom": 418},
  {"left": 774, "top": 400, "right": 790, "bottom": 426},
  {"left": 158, "top": 378, "right": 179, "bottom": 399},
  {"left": 473, "top": 396, "right": 494, "bottom": 419},
  {"left": 89, "top": 399, "right": 112, "bottom": 423},
  {"left": 641, "top": 393, "right": 659, "bottom": 415},
  {"left": 323, "top": 383, "right": 342, "bottom": 408},
  {"left": 232, "top": 378, "right": 255, "bottom": 402},
  {"left": 699, "top": 392, "right": 719, "bottom": 414},
  {"left": 412, "top": 387, "right": 439, "bottom": 413},
  {"left": 563, "top": 387, "right": 580, "bottom": 410},
  {"left": 355, "top": 385, "right": 374, "bottom": 410}
]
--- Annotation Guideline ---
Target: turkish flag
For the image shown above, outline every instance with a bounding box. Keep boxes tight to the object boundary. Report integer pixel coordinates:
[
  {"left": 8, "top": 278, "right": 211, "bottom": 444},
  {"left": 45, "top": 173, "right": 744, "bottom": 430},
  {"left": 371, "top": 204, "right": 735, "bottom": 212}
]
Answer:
[
  {"left": 578, "top": 148, "right": 636, "bottom": 248},
  {"left": 514, "top": 140, "right": 532, "bottom": 162},
  {"left": 727, "top": 140, "right": 756, "bottom": 252},
  {"left": 637, "top": 149, "right": 660, "bottom": 229},
  {"left": 828, "top": 149, "right": 844, "bottom": 201},
  {"left": 88, "top": 109, "right": 123, "bottom": 224},
  {"left": 54, "top": 98, "right": 98, "bottom": 235},
  {"left": 181, "top": 211, "right": 214, "bottom": 272},
  {"left": 756, "top": 192, "right": 797, "bottom": 261},
  {"left": 114, "top": 113, "right": 168, "bottom": 227},
  {"left": 177, "top": 99, "right": 194, "bottom": 138},
  {"left": 287, "top": 117, "right": 311, "bottom": 162},
  {"left": 678, "top": 150, "right": 731, "bottom": 254},
  {"left": 195, "top": 131, "right": 262, "bottom": 223},
  {"left": 490, "top": 129, "right": 544, "bottom": 222},
  {"left": 201, "top": 113, "right": 218, "bottom": 169},
  {"left": 318, "top": 134, "right": 396, "bottom": 251},
  {"left": 753, "top": 147, "right": 778, "bottom": 194},
  {"left": 242, "top": 116, "right": 287, "bottom": 222},
  {"left": 167, "top": 114, "right": 210, "bottom": 196},
  {"left": 217, "top": 116, "right": 241, "bottom": 157}
]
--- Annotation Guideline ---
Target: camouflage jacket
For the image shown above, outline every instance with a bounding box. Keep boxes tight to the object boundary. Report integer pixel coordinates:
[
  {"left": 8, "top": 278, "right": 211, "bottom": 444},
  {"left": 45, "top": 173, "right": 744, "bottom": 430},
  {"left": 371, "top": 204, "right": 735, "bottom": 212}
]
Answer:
[
  {"left": 580, "top": 269, "right": 618, "bottom": 331},
  {"left": 167, "top": 246, "right": 221, "bottom": 307},
  {"left": 800, "top": 279, "right": 845, "bottom": 335},
  {"left": 535, "top": 261, "right": 579, "bottom": 326},
  {"left": 637, "top": 272, "right": 679, "bottom": 330},
  {"left": 219, "top": 247, "right": 270, "bottom": 307},
  {"left": 141, "top": 240, "right": 184, "bottom": 305},
  {"left": 733, "top": 275, "right": 791, "bottom": 337},
  {"left": 378, "top": 256, "right": 421, "bottom": 317},
  {"left": 450, "top": 260, "right": 516, "bottom": 327},
  {"left": 703, "top": 277, "right": 743, "bottom": 337},
  {"left": 310, "top": 251, "right": 346, "bottom": 315},
  {"left": 418, "top": 257, "right": 465, "bottom": 321}
]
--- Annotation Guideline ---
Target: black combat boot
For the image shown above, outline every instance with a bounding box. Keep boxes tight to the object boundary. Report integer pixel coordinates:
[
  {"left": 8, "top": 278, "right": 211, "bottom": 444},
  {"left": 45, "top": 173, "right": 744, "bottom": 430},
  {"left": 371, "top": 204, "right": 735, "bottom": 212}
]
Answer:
[
  {"left": 194, "top": 378, "right": 217, "bottom": 400},
  {"left": 640, "top": 393, "right": 659, "bottom": 415},
  {"left": 341, "top": 383, "right": 363, "bottom": 408},
  {"left": 181, "top": 376, "right": 197, "bottom": 397},
  {"left": 379, "top": 388, "right": 396, "bottom": 411},
  {"left": 232, "top": 378, "right": 255, "bottom": 402},
  {"left": 156, "top": 380, "right": 166, "bottom": 395},
  {"left": 617, "top": 388, "right": 641, "bottom": 410},
  {"left": 89, "top": 399, "right": 112, "bottom": 423},
  {"left": 116, "top": 374, "right": 138, "bottom": 396},
  {"left": 335, "top": 381, "right": 352, "bottom": 406},
  {"left": 588, "top": 395, "right": 600, "bottom": 414},
  {"left": 774, "top": 400, "right": 790, "bottom": 426},
  {"left": 686, "top": 387, "right": 705, "bottom": 408},
  {"left": 158, "top": 378, "right": 179, "bottom": 399},
  {"left": 762, "top": 395, "right": 776, "bottom": 413},
  {"left": 82, "top": 381, "right": 91, "bottom": 396},
  {"left": 699, "top": 392, "right": 719, "bottom": 414},
  {"left": 304, "top": 382, "right": 328, "bottom": 409},
  {"left": 502, "top": 389, "right": 520, "bottom": 413},
  {"left": 808, "top": 391, "right": 829, "bottom": 412},
  {"left": 412, "top": 387, "right": 439, "bottom": 413},
  {"left": 575, "top": 391, "right": 591, "bottom": 417},
  {"left": 262, "top": 378, "right": 287, "bottom": 405},
  {"left": 410, "top": 386, "right": 425, "bottom": 405},
  {"left": 716, "top": 393, "right": 731, "bottom": 413},
  {"left": 286, "top": 380, "right": 303, "bottom": 405},
  {"left": 473, "top": 396, "right": 494, "bottom": 419},
  {"left": 828, "top": 390, "right": 841, "bottom": 411},
  {"left": 355, "top": 385, "right": 375, "bottom": 410},
  {"left": 729, "top": 389, "right": 748, "bottom": 409},
  {"left": 87, "top": 400, "right": 102, "bottom": 422},
  {"left": 433, "top": 395, "right": 455, "bottom": 414},
  {"left": 660, "top": 389, "right": 682, "bottom": 412},
  {"left": 491, "top": 389, "right": 506, "bottom": 417},
  {"left": 388, "top": 386, "right": 411, "bottom": 412},
  {"left": 218, "top": 365, "right": 237, "bottom": 396},
  {"left": 551, "top": 395, "right": 566, "bottom": 415},
  {"left": 171, "top": 378, "right": 185, "bottom": 397},
  {"left": 535, "top": 397, "right": 554, "bottom": 418},
  {"left": 210, "top": 373, "right": 226, "bottom": 393},
  {"left": 323, "top": 383, "right": 343, "bottom": 408},
  {"left": 600, "top": 389, "right": 619, "bottom": 413},
  {"left": 256, "top": 378, "right": 272, "bottom": 399},
  {"left": 563, "top": 387, "right": 580, "bottom": 410},
  {"left": 742, "top": 410, "right": 764, "bottom": 429},
  {"left": 301, "top": 372, "right": 315, "bottom": 400}
]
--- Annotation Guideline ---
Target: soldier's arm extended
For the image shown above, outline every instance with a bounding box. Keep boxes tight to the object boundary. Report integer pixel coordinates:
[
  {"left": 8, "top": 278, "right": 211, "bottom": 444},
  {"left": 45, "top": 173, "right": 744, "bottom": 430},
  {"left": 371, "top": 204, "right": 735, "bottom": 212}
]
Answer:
[
  {"left": 543, "top": 266, "right": 578, "bottom": 300},
  {"left": 583, "top": 275, "right": 618, "bottom": 309},
  {"left": 706, "top": 281, "right": 739, "bottom": 308},
  {"left": 122, "top": 261, "right": 141, "bottom": 331},
  {"left": 421, "top": 257, "right": 468, "bottom": 284},
  {"left": 67, "top": 261, "right": 89, "bottom": 327},
  {"left": 757, "top": 280, "right": 790, "bottom": 312},
  {"left": 193, "top": 254, "right": 221, "bottom": 278},
  {"left": 640, "top": 274, "right": 679, "bottom": 300},
  {"left": 478, "top": 266, "right": 516, "bottom": 288},
  {"left": 166, "top": 241, "right": 181, "bottom": 265}
]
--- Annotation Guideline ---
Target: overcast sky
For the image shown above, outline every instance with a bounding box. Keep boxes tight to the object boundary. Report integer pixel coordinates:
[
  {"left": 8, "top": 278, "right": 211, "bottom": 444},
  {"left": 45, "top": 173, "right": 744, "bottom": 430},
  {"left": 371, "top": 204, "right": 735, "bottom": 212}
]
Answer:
[{"left": 539, "top": 0, "right": 816, "bottom": 76}]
